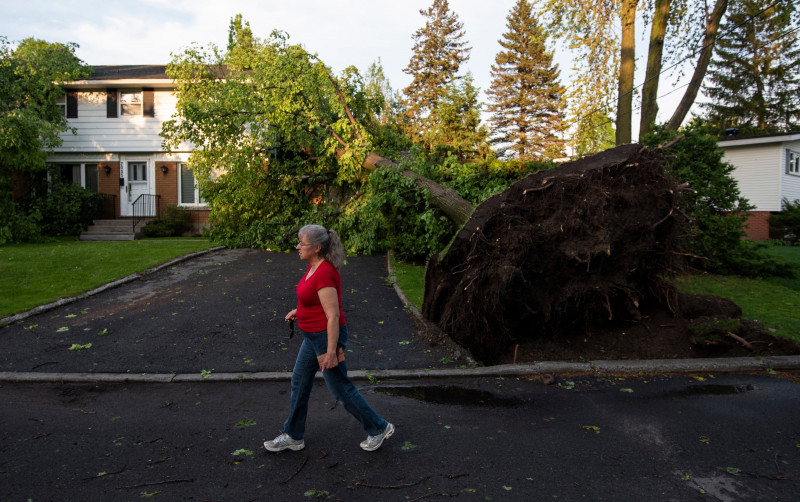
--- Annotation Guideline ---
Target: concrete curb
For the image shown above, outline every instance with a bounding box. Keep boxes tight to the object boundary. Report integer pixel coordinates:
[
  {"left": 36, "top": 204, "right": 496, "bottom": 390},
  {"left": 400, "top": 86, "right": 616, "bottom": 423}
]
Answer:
[
  {"left": 0, "top": 246, "right": 226, "bottom": 327},
  {"left": 2, "top": 355, "right": 798, "bottom": 384}
]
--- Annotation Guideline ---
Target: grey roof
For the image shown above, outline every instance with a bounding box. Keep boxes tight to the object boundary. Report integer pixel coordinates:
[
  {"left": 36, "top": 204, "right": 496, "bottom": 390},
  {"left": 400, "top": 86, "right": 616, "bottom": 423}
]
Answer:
[{"left": 90, "top": 65, "right": 169, "bottom": 80}]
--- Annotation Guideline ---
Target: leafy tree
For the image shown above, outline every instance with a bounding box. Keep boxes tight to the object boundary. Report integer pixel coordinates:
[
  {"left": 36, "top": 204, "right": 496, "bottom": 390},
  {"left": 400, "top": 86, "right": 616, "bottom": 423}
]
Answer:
[
  {"left": 163, "top": 22, "right": 474, "bottom": 252},
  {"left": 643, "top": 121, "right": 787, "bottom": 276},
  {"left": 401, "top": 0, "right": 472, "bottom": 153},
  {"left": 0, "top": 36, "right": 89, "bottom": 242},
  {"left": 536, "top": 0, "right": 728, "bottom": 147},
  {"left": 702, "top": 0, "right": 800, "bottom": 136},
  {"left": 227, "top": 14, "right": 255, "bottom": 52},
  {"left": 0, "top": 37, "right": 88, "bottom": 185},
  {"left": 770, "top": 198, "right": 800, "bottom": 239},
  {"left": 362, "top": 60, "right": 412, "bottom": 156},
  {"left": 572, "top": 113, "right": 616, "bottom": 157},
  {"left": 487, "top": 0, "right": 566, "bottom": 160}
]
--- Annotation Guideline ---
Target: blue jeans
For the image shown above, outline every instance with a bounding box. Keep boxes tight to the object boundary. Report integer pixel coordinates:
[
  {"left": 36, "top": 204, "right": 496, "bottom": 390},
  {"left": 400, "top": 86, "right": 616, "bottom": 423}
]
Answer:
[{"left": 282, "top": 324, "right": 388, "bottom": 440}]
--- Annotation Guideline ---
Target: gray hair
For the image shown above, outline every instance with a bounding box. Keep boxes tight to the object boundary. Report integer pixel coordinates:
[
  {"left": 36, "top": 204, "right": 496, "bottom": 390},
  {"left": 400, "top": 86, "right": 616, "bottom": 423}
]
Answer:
[{"left": 299, "top": 224, "right": 346, "bottom": 270}]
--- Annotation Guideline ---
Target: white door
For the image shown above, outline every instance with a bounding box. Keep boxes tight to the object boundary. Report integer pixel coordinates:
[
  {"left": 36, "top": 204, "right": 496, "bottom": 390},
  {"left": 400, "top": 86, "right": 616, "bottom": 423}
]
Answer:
[{"left": 120, "top": 158, "right": 155, "bottom": 217}]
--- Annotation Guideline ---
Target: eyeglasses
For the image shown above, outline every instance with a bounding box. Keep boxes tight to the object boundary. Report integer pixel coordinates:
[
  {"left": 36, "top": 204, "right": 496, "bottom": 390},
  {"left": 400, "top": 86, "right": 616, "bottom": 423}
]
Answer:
[{"left": 297, "top": 241, "right": 312, "bottom": 247}]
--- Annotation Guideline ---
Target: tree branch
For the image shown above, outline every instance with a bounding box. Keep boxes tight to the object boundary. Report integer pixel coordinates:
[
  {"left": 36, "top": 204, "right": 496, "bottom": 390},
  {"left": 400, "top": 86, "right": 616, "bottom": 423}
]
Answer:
[{"left": 666, "top": 0, "right": 728, "bottom": 131}]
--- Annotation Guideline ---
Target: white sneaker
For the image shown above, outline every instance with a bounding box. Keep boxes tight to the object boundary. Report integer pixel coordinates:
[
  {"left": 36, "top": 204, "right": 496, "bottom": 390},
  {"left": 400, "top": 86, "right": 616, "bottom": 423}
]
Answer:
[
  {"left": 360, "top": 422, "right": 395, "bottom": 451},
  {"left": 264, "top": 432, "right": 305, "bottom": 452}
]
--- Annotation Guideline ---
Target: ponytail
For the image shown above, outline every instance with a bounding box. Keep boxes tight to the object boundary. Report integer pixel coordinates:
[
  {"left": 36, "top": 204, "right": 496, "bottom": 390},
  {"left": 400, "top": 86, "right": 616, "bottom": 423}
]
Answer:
[{"left": 298, "top": 224, "right": 347, "bottom": 270}]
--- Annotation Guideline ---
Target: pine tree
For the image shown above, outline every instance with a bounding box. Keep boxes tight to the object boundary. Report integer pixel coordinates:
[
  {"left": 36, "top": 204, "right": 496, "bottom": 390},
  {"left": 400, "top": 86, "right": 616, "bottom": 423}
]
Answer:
[
  {"left": 486, "top": 0, "right": 566, "bottom": 160},
  {"left": 703, "top": 0, "right": 800, "bottom": 136},
  {"left": 401, "top": 0, "right": 471, "bottom": 152},
  {"left": 430, "top": 72, "right": 488, "bottom": 160}
]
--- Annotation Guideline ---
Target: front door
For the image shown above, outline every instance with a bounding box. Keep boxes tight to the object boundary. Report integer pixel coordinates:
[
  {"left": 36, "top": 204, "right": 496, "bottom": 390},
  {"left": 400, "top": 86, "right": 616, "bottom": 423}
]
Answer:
[{"left": 120, "top": 158, "right": 154, "bottom": 217}]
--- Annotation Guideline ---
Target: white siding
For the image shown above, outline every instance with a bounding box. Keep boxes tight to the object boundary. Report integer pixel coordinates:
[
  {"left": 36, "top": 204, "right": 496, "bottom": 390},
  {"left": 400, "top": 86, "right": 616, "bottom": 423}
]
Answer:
[
  {"left": 783, "top": 140, "right": 800, "bottom": 206},
  {"left": 53, "top": 90, "right": 189, "bottom": 153},
  {"left": 722, "top": 144, "right": 783, "bottom": 211}
]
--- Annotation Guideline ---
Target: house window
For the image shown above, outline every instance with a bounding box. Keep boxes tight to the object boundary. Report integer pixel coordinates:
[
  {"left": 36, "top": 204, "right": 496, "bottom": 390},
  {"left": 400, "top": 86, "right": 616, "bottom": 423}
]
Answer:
[
  {"left": 788, "top": 150, "right": 800, "bottom": 176},
  {"left": 120, "top": 90, "right": 142, "bottom": 116},
  {"left": 52, "top": 163, "right": 99, "bottom": 192},
  {"left": 56, "top": 95, "right": 66, "bottom": 116},
  {"left": 179, "top": 163, "right": 205, "bottom": 205}
]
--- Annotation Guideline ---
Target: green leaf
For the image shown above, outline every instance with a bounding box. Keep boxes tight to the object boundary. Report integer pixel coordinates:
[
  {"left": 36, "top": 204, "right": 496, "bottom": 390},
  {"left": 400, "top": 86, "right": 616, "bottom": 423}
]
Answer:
[{"left": 68, "top": 343, "right": 92, "bottom": 351}]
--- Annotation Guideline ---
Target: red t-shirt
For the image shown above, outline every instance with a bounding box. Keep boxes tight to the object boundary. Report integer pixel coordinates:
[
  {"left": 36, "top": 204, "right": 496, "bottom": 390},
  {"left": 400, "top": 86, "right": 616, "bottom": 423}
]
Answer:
[{"left": 296, "top": 260, "right": 346, "bottom": 333}]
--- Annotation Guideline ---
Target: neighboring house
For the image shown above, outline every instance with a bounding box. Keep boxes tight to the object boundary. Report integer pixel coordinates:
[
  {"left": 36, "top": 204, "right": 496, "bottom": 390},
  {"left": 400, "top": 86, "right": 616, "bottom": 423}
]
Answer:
[
  {"left": 48, "top": 65, "right": 209, "bottom": 234},
  {"left": 718, "top": 131, "right": 800, "bottom": 240}
]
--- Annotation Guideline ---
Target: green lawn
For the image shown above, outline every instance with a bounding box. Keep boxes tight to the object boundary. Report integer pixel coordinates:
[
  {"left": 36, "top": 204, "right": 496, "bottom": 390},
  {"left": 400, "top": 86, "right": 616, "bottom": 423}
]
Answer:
[
  {"left": 0, "top": 238, "right": 218, "bottom": 318},
  {"left": 678, "top": 245, "right": 800, "bottom": 344},
  {"left": 390, "top": 256, "right": 426, "bottom": 308},
  {"left": 392, "top": 245, "right": 800, "bottom": 345}
]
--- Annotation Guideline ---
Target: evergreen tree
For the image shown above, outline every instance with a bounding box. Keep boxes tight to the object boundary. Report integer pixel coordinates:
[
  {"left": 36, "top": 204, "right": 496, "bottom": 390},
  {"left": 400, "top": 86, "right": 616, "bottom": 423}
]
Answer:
[
  {"left": 703, "top": 0, "right": 800, "bottom": 136},
  {"left": 401, "top": 0, "right": 471, "bottom": 152},
  {"left": 487, "top": 0, "right": 566, "bottom": 160},
  {"left": 430, "top": 72, "right": 488, "bottom": 160}
]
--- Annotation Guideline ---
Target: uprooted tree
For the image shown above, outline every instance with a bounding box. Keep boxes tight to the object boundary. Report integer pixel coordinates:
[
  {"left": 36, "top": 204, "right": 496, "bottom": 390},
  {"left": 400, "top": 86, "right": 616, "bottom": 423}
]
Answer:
[{"left": 423, "top": 144, "right": 689, "bottom": 364}]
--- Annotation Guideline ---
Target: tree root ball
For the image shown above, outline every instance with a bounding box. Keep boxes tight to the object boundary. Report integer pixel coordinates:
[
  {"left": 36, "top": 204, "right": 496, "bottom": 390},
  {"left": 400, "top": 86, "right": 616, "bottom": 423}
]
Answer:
[{"left": 422, "top": 144, "right": 688, "bottom": 364}]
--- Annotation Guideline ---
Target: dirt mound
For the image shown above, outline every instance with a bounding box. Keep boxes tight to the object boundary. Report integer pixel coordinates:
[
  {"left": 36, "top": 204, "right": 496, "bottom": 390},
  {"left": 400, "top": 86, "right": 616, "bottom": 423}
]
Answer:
[{"left": 423, "top": 144, "right": 690, "bottom": 364}]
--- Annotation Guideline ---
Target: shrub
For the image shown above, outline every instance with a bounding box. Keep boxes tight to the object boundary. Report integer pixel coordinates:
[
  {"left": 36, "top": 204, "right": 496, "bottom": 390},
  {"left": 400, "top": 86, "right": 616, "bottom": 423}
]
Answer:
[
  {"left": 141, "top": 206, "right": 191, "bottom": 238},
  {"left": 642, "top": 121, "right": 791, "bottom": 277},
  {"left": 0, "top": 197, "right": 41, "bottom": 244},
  {"left": 30, "top": 182, "right": 103, "bottom": 237},
  {"left": 770, "top": 198, "right": 800, "bottom": 242}
]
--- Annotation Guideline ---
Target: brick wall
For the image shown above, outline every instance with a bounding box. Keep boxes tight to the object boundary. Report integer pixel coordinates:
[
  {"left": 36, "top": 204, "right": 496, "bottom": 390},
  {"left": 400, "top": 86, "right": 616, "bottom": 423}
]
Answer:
[
  {"left": 742, "top": 211, "right": 772, "bottom": 240},
  {"left": 154, "top": 161, "right": 209, "bottom": 235},
  {"left": 97, "top": 162, "right": 120, "bottom": 218}
]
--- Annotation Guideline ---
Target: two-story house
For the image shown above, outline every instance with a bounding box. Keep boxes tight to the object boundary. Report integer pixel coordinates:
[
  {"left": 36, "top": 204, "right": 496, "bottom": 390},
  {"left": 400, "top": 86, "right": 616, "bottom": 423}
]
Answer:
[
  {"left": 48, "top": 65, "right": 209, "bottom": 236},
  {"left": 718, "top": 131, "right": 800, "bottom": 240}
]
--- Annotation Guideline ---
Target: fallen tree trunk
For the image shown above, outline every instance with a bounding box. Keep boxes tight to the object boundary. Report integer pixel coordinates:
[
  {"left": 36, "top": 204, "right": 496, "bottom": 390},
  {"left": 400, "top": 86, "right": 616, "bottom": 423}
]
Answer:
[
  {"left": 362, "top": 152, "right": 474, "bottom": 227},
  {"left": 421, "top": 144, "right": 688, "bottom": 364}
]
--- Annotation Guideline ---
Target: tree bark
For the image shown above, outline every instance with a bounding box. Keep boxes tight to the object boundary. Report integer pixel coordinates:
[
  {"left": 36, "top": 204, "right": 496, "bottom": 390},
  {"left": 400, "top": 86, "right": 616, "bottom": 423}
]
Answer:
[
  {"left": 639, "top": 0, "right": 672, "bottom": 139},
  {"left": 362, "top": 152, "right": 475, "bottom": 227},
  {"left": 666, "top": 0, "right": 728, "bottom": 131},
  {"left": 616, "top": 0, "right": 638, "bottom": 145}
]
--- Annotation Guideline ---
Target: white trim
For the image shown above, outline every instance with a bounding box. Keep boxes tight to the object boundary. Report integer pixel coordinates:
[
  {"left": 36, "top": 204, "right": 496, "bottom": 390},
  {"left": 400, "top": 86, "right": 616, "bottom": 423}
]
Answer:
[{"left": 719, "top": 133, "right": 800, "bottom": 148}]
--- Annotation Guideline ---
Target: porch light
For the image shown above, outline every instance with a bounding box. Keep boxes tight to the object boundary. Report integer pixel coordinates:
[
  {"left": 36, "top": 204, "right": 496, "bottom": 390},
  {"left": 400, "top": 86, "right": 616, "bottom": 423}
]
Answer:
[
  {"left": 161, "top": 165, "right": 168, "bottom": 174},
  {"left": 104, "top": 165, "right": 111, "bottom": 175}
]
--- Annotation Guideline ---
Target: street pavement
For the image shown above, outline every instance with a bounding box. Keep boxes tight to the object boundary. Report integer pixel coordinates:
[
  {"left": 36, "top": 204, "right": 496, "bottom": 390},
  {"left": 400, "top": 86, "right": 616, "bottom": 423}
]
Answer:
[{"left": 1, "top": 248, "right": 799, "bottom": 501}]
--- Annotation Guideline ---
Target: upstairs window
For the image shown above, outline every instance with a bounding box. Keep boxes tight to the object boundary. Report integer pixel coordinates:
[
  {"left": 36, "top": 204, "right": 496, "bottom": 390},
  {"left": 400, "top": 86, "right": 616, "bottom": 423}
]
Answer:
[
  {"left": 120, "top": 91, "right": 142, "bottom": 116},
  {"left": 788, "top": 150, "right": 800, "bottom": 176},
  {"left": 56, "top": 94, "right": 66, "bottom": 116}
]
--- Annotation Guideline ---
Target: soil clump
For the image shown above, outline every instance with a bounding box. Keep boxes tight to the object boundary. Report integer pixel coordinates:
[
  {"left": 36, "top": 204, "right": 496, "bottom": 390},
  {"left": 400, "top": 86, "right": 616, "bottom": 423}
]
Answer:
[{"left": 420, "top": 144, "right": 800, "bottom": 365}]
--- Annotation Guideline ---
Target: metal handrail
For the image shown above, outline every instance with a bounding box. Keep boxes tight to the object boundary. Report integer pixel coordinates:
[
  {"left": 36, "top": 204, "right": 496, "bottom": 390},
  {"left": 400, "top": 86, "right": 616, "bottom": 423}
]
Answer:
[{"left": 132, "top": 194, "right": 160, "bottom": 233}]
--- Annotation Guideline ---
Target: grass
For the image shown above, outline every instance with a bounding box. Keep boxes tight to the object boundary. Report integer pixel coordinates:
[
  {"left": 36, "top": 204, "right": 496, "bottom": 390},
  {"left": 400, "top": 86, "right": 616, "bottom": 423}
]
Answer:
[
  {"left": 390, "top": 256, "right": 426, "bottom": 309},
  {"left": 0, "top": 238, "right": 218, "bottom": 318},
  {"left": 392, "top": 244, "right": 800, "bottom": 345},
  {"left": 678, "top": 244, "right": 800, "bottom": 344}
]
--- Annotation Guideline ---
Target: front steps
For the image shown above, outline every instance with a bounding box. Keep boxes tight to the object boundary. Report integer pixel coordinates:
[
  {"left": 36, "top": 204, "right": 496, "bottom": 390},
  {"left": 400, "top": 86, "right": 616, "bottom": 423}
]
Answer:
[{"left": 80, "top": 219, "right": 145, "bottom": 241}]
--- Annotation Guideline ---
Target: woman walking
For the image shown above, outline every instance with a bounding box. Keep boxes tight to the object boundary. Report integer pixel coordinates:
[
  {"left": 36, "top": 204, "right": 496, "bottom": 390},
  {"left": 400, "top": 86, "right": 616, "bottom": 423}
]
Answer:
[{"left": 264, "top": 224, "right": 394, "bottom": 452}]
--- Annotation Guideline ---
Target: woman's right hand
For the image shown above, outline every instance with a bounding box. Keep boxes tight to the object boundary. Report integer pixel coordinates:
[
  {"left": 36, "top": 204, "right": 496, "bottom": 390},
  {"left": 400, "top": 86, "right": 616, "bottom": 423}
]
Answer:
[{"left": 285, "top": 309, "right": 297, "bottom": 322}]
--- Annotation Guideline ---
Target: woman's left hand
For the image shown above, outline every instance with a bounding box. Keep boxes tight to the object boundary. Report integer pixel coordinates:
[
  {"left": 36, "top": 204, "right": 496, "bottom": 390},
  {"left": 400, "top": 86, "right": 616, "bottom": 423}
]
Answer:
[{"left": 320, "top": 350, "right": 339, "bottom": 372}]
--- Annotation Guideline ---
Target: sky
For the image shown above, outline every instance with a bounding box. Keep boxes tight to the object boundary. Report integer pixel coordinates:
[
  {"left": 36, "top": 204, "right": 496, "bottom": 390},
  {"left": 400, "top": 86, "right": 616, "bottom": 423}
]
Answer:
[{"left": 2, "top": 0, "right": 699, "bottom": 139}]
